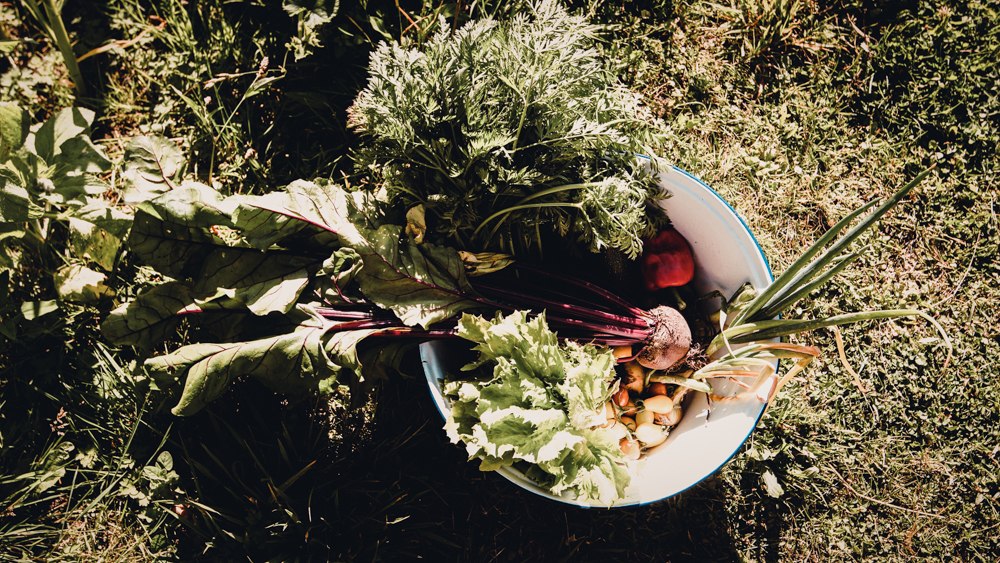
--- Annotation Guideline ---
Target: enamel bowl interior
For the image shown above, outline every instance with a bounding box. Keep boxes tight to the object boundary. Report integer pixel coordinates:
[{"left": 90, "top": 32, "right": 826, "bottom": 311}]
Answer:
[{"left": 419, "top": 165, "right": 775, "bottom": 507}]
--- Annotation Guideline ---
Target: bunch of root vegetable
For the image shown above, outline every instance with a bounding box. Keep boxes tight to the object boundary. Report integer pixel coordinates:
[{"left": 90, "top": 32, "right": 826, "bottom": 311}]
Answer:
[{"left": 575, "top": 171, "right": 949, "bottom": 460}]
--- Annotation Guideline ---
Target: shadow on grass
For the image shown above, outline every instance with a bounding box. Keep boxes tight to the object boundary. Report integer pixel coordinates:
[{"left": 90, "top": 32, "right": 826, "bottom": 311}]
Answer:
[
  {"left": 360, "top": 376, "right": 749, "bottom": 562},
  {"left": 170, "top": 368, "right": 767, "bottom": 562}
]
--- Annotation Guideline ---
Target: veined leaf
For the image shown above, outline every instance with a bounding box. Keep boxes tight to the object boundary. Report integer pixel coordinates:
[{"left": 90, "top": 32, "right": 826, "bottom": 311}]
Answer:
[
  {"left": 121, "top": 136, "right": 185, "bottom": 204},
  {"left": 355, "top": 224, "right": 479, "bottom": 329},
  {"left": 232, "top": 179, "right": 336, "bottom": 249},
  {"left": 73, "top": 198, "right": 134, "bottom": 238},
  {"left": 145, "top": 317, "right": 378, "bottom": 416},
  {"left": 0, "top": 177, "right": 41, "bottom": 222},
  {"left": 193, "top": 249, "right": 315, "bottom": 315},
  {"left": 68, "top": 217, "right": 121, "bottom": 271},
  {"left": 102, "top": 282, "right": 196, "bottom": 350},
  {"left": 314, "top": 247, "right": 362, "bottom": 305},
  {"left": 146, "top": 324, "right": 329, "bottom": 415},
  {"left": 52, "top": 136, "right": 111, "bottom": 177},
  {"left": 128, "top": 183, "right": 238, "bottom": 278},
  {"left": 244, "top": 181, "right": 480, "bottom": 328},
  {"left": 29, "top": 107, "right": 95, "bottom": 163},
  {"left": 105, "top": 247, "right": 317, "bottom": 351},
  {"left": 0, "top": 102, "right": 28, "bottom": 159}
]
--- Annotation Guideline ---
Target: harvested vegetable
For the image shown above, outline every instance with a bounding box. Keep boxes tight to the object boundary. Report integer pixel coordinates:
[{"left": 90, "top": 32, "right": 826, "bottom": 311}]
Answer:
[
  {"left": 443, "top": 311, "right": 630, "bottom": 504},
  {"left": 94, "top": 0, "right": 946, "bottom": 503},
  {"left": 349, "top": 1, "right": 664, "bottom": 258},
  {"left": 641, "top": 227, "right": 695, "bottom": 291},
  {"left": 101, "top": 178, "right": 692, "bottom": 416}
]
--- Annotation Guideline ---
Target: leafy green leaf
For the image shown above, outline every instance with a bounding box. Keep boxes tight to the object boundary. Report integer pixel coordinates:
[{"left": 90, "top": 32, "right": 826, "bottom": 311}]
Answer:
[
  {"left": 231, "top": 181, "right": 318, "bottom": 249},
  {"left": 127, "top": 183, "right": 238, "bottom": 278},
  {"left": 357, "top": 340, "right": 417, "bottom": 382},
  {"left": 53, "top": 136, "right": 112, "bottom": 176},
  {"left": 144, "top": 316, "right": 377, "bottom": 416},
  {"left": 129, "top": 184, "right": 320, "bottom": 315},
  {"left": 73, "top": 198, "right": 134, "bottom": 237},
  {"left": 354, "top": 224, "right": 479, "bottom": 328},
  {"left": 68, "top": 217, "right": 121, "bottom": 271},
  {"left": 0, "top": 102, "right": 28, "bottom": 159},
  {"left": 192, "top": 249, "right": 315, "bottom": 315},
  {"left": 43, "top": 136, "right": 112, "bottom": 201},
  {"left": 121, "top": 136, "right": 185, "bottom": 204},
  {"left": 20, "top": 300, "right": 60, "bottom": 321},
  {"left": 0, "top": 176, "right": 41, "bottom": 222},
  {"left": 102, "top": 282, "right": 195, "bottom": 350},
  {"left": 244, "top": 181, "right": 480, "bottom": 328},
  {"left": 234, "top": 179, "right": 356, "bottom": 249},
  {"left": 54, "top": 264, "right": 114, "bottom": 303},
  {"left": 313, "top": 247, "right": 362, "bottom": 305},
  {"left": 444, "top": 311, "right": 628, "bottom": 503},
  {"left": 29, "top": 107, "right": 95, "bottom": 162}
]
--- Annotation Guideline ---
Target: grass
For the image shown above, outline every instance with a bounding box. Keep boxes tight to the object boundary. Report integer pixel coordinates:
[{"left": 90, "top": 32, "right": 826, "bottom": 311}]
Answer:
[{"left": 1, "top": 0, "right": 998, "bottom": 560}]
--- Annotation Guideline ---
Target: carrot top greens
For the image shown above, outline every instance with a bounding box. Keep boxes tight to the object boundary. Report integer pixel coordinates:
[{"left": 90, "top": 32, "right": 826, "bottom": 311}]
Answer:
[{"left": 349, "top": 2, "right": 665, "bottom": 258}]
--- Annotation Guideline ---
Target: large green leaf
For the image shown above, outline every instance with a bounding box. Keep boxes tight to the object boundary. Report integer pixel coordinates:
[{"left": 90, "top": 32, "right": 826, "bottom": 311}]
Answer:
[
  {"left": 354, "top": 224, "right": 479, "bottom": 329},
  {"left": 68, "top": 217, "right": 121, "bottom": 271},
  {"left": 105, "top": 247, "right": 317, "bottom": 353},
  {"left": 233, "top": 179, "right": 347, "bottom": 249},
  {"left": 0, "top": 176, "right": 40, "bottom": 222},
  {"left": 127, "top": 183, "right": 237, "bottom": 278},
  {"left": 47, "top": 136, "right": 112, "bottom": 199},
  {"left": 73, "top": 198, "right": 134, "bottom": 237},
  {"left": 144, "top": 317, "right": 377, "bottom": 416},
  {"left": 121, "top": 136, "right": 185, "bottom": 204},
  {"left": 313, "top": 247, "right": 363, "bottom": 305},
  {"left": 30, "top": 107, "right": 95, "bottom": 162},
  {"left": 193, "top": 249, "right": 315, "bottom": 315},
  {"left": 244, "top": 181, "right": 480, "bottom": 328},
  {"left": 102, "top": 282, "right": 196, "bottom": 350},
  {"left": 130, "top": 184, "right": 320, "bottom": 314},
  {"left": 0, "top": 102, "right": 28, "bottom": 159}
]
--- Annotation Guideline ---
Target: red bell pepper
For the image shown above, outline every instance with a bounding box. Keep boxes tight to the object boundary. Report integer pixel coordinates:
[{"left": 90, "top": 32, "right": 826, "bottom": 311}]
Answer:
[{"left": 641, "top": 227, "right": 695, "bottom": 291}]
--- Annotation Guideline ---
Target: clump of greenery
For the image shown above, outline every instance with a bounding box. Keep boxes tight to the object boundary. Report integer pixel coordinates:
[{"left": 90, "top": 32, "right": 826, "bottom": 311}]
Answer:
[
  {"left": 857, "top": 0, "right": 1000, "bottom": 176},
  {"left": 0, "top": 105, "right": 131, "bottom": 312},
  {"left": 349, "top": 0, "right": 664, "bottom": 258}
]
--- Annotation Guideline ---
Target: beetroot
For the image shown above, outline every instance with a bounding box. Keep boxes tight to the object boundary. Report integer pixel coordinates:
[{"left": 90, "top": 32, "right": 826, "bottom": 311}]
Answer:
[{"left": 635, "top": 305, "right": 692, "bottom": 370}]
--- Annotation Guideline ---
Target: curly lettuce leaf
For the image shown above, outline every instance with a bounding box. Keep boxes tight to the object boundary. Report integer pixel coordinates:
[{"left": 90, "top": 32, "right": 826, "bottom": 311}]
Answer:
[{"left": 444, "top": 311, "right": 629, "bottom": 504}]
